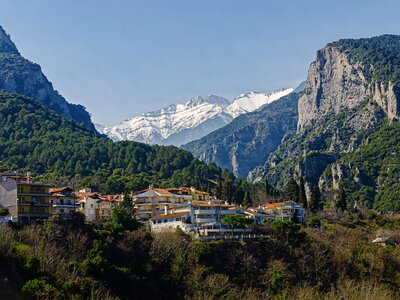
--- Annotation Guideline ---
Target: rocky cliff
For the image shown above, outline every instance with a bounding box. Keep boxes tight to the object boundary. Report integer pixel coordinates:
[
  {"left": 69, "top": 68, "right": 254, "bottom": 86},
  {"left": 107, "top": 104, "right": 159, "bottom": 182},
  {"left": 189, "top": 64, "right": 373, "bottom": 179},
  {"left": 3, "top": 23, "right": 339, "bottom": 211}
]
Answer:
[
  {"left": 250, "top": 35, "right": 400, "bottom": 211},
  {"left": 298, "top": 35, "right": 400, "bottom": 131},
  {"left": 0, "top": 25, "right": 95, "bottom": 131}
]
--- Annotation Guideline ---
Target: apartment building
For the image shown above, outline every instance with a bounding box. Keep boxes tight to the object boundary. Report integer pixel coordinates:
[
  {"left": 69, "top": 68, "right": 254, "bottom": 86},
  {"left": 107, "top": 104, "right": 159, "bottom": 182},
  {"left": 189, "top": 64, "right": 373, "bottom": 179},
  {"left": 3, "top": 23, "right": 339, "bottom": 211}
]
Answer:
[
  {"left": 0, "top": 172, "right": 52, "bottom": 223},
  {"left": 132, "top": 187, "right": 185, "bottom": 221},
  {"left": 49, "top": 187, "right": 78, "bottom": 220},
  {"left": 150, "top": 199, "right": 242, "bottom": 233},
  {"left": 261, "top": 201, "right": 305, "bottom": 223}
]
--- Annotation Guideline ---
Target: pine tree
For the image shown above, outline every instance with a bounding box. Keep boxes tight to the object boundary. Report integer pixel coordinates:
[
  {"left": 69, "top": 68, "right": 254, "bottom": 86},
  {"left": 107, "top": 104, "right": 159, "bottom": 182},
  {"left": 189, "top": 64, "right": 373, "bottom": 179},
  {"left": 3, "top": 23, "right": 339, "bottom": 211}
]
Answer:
[{"left": 299, "top": 176, "right": 308, "bottom": 208}]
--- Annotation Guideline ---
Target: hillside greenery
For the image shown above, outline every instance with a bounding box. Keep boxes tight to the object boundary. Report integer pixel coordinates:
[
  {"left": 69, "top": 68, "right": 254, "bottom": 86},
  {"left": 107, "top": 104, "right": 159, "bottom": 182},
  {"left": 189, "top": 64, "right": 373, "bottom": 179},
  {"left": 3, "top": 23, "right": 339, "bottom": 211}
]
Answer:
[
  {"left": 329, "top": 35, "right": 400, "bottom": 83},
  {"left": 1, "top": 210, "right": 400, "bottom": 299},
  {"left": 0, "top": 90, "right": 238, "bottom": 195}
]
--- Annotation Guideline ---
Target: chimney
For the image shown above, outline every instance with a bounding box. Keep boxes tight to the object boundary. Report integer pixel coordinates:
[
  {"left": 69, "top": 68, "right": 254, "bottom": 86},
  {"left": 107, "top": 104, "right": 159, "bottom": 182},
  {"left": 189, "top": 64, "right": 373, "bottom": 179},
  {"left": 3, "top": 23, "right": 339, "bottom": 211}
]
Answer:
[
  {"left": 26, "top": 172, "right": 31, "bottom": 183},
  {"left": 164, "top": 206, "right": 168, "bottom": 215}
]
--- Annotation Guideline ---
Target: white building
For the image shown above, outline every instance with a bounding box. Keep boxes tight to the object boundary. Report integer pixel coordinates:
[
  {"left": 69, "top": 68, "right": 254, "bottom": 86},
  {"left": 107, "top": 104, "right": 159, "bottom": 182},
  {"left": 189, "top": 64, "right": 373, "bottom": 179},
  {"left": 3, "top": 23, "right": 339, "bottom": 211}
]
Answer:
[{"left": 150, "top": 199, "right": 246, "bottom": 235}]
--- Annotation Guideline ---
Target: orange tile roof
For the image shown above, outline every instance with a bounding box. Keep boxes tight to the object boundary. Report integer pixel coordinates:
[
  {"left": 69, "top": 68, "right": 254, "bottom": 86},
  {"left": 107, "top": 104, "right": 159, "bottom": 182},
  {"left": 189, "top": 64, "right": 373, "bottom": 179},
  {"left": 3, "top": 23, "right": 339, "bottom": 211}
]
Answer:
[
  {"left": 151, "top": 211, "right": 188, "bottom": 221},
  {"left": 265, "top": 202, "right": 285, "bottom": 209},
  {"left": 49, "top": 187, "right": 72, "bottom": 193}
]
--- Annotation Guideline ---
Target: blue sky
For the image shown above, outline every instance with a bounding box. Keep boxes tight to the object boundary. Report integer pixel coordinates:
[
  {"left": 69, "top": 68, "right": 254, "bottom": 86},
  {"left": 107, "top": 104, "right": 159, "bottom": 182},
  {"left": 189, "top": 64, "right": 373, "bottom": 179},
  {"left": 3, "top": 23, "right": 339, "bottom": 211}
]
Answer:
[{"left": 0, "top": 0, "right": 400, "bottom": 125}]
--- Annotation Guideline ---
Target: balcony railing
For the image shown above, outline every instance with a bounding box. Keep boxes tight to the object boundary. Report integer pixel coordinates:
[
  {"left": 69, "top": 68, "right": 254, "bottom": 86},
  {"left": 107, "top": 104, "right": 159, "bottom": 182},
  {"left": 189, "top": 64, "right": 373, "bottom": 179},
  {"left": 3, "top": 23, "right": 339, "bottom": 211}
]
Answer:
[
  {"left": 194, "top": 209, "right": 216, "bottom": 214},
  {"left": 18, "top": 201, "right": 51, "bottom": 207}
]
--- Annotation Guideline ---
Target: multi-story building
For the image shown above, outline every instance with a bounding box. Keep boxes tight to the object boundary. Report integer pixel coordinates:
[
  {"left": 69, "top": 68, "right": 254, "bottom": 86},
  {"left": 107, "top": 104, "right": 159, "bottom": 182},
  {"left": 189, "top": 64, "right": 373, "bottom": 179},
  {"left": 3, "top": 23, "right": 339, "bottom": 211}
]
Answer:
[
  {"left": 261, "top": 201, "right": 305, "bottom": 223},
  {"left": 150, "top": 199, "right": 242, "bottom": 233},
  {"left": 167, "top": 187, "right": 211, "bottom": 201},
  {"left": 77, "top": 193, "right": 101, "bottom": 222},
  {"left": 17, "top": 181, "right": 51, "bottom": 223},
  {"left": 49, "top": 187, "right": 78, "bottom": 220},
  {"left": 132, "top": 188, "right": 185, "bottom": 221},
  {"left": 98, "top": 195, "right": 121, "bottom": 220},
  {"left": 0, "top": 173, "right": 52, "bottom": 223}
]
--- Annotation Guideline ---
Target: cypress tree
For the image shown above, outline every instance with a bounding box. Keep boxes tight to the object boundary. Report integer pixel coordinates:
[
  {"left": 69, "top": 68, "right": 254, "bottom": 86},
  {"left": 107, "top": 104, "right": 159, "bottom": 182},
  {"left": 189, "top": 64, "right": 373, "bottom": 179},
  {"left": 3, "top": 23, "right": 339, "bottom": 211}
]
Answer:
[
  {"left": 309, "top": 186, "right": 321, "bottom": 213},
  {"left": 285, "top": 178, "right": 300, "bottom": 202},
  {"left": 299, "top": 176, "right": 307, "bottom": 208}
]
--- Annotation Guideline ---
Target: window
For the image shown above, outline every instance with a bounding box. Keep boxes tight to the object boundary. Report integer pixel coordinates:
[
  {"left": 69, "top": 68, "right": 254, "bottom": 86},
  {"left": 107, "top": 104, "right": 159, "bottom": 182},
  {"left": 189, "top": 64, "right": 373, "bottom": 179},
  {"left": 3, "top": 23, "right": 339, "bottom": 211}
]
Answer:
[
  {"left": 90, "top": 204, "right": 93, "bottom": 208},
  {"left": 60, "top": 209, "right": 64, "bottom": 213}
]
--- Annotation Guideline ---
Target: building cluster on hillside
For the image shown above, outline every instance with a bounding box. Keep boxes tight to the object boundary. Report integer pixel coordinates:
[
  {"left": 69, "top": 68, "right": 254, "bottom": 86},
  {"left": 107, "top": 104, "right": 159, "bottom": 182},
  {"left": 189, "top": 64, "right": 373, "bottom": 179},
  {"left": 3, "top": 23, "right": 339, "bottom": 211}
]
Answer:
[{"left": 0, "top": 172, "right": 305, "bottom": 235}]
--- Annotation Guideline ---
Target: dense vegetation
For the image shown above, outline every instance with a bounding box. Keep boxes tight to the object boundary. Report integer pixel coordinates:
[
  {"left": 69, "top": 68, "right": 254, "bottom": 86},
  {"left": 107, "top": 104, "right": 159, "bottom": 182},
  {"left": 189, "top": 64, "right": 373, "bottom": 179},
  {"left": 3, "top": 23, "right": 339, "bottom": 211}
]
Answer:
[
  {"left": 338, "top": 121, "right": 400, "bottom": 212},
  {"left": 329, "top": 35, "right": 400, "bottom": 83},
  {"left": 0, "top": 91, "right": 233, "bottom": 194},
  {"left": 262, "top": 97, "right": 400, "bottom": 212},
  {"left": 1, "top": 210, "right": 400, "bottom": 299}
]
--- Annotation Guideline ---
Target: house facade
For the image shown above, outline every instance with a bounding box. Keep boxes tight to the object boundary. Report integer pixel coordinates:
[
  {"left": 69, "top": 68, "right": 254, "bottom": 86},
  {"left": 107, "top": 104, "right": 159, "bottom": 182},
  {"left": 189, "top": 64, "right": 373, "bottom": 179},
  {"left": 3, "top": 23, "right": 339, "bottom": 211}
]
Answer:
[
  {"left": 0, "top": 172, "right": 51, "bottom": 223},
  {"left": 49, "top": 187, "right": 78, "bottom": 220}
]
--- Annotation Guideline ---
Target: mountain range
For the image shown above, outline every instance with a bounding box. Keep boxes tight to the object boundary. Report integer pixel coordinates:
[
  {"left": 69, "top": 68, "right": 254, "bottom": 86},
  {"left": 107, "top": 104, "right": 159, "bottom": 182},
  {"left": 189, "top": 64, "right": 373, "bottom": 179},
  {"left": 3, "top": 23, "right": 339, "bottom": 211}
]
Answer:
[{"left": 98, "top": 88, "right": 293, "bottom": 146}]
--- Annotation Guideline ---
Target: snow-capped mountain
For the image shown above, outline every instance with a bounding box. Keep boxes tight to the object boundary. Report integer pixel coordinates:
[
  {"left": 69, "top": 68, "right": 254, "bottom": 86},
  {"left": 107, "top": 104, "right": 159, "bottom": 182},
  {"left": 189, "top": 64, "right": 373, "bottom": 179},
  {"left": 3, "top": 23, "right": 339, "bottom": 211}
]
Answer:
[
  {"left": 101, "top": 88, "right": 293, "bottom": 146},
  {"left": 225, "top": 88, "right": 294, "bottom": 119}
]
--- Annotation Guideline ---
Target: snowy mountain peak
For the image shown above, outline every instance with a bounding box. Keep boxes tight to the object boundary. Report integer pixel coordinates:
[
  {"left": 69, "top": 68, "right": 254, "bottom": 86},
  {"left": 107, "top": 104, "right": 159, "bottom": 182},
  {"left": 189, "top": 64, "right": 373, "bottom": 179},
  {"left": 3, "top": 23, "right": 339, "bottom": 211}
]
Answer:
[
  {"left": 226, "top": 88, "right": 294, "bottom": 118},
  {"left": 186, "top": 95, "right": 231, "bottom": 107},
  {"left": 101, "top": 87, "right": 294, "bottom": 146}
]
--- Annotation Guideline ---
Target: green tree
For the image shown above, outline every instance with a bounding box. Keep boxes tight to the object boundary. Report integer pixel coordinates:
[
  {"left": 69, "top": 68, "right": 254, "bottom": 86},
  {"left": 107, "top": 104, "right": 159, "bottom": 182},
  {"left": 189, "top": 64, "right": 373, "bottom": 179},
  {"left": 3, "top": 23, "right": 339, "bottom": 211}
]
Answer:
[
  {"left": 309, "top": 186, "right": 321, "bottom": 213},
  {"left": 299, "top": 176, "right": 307, "bottom": 208},
  {"left": 285, "top": 178, "right": 300, "bottom": 202},
  {"left": 243, "top": 190, "right": 252, "bottom": 207}
]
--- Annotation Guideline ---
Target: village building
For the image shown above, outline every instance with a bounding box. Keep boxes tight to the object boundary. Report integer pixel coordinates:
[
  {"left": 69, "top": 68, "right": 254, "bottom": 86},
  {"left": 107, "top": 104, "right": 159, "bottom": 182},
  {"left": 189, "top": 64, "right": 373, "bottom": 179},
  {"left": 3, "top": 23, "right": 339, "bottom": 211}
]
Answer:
[
  {"left": 49, "top": 187, "right": 78, "bottom": 220},
  {"left": 0, "top": 172, "right": 51, "bottom": 223}
]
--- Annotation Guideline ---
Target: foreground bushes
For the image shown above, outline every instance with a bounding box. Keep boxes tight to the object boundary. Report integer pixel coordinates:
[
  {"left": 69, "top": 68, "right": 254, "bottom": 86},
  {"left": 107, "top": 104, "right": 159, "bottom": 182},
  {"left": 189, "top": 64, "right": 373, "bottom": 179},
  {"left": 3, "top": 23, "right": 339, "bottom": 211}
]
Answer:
[{"left": 0, "top": 213, "right": 399, "bottom": 299}]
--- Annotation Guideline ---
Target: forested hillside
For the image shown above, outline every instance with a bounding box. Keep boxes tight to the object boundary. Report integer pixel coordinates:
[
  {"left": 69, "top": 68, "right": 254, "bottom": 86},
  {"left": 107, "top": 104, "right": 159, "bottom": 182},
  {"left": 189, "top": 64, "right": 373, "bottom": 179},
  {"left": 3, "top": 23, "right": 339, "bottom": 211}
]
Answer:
[{"left": 0, "top": 90, "right": 228, "bottom": 194}]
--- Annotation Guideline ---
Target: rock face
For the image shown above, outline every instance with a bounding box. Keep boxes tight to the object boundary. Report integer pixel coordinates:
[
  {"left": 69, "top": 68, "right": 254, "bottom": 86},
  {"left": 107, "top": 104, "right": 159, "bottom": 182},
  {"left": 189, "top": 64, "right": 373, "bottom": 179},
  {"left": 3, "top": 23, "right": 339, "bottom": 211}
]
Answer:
[
  {"left": 298, "top": 42, "right": 400, "bottom": 132},
  {"left": 0, "top": 25, "right": 95, "bottom": 131},
  {"left": 183, "top": 92, "right": 300, "bottom": 178}
]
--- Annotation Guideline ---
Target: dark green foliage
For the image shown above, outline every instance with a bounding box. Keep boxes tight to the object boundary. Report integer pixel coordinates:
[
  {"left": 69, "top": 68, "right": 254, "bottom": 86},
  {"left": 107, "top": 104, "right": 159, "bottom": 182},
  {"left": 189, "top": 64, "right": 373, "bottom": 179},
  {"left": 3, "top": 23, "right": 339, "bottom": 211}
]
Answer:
[
  {"left": 0, "top": 91, "right": 227, "bottom": 193},
  {"left": 329, "top": 35, "right": 400, "bottom": 83},
  {"left": 285, "top": 178, "right": 300, "bottom": 202},
  {"left": 243, "top": 190, "right": 252, "bottom": 207},
  {"left": 338, "top": 121, "right": 400, "bottom": 212},
  {"left": 221, "top": 214, "right": 254, "bottom": 228},
  {"left": 309, "top": 186, "right": 321, "bottom": 213},
  {"left": 299, "top": 176, "right": 307, "bottom": 208},
  {"left": 0, "top": 208, "right": 9, "bottom": 216}
]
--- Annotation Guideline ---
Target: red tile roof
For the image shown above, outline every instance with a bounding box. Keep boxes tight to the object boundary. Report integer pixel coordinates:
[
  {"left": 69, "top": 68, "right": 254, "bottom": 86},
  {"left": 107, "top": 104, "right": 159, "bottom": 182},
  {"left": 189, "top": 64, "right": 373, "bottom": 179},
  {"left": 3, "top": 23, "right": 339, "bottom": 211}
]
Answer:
[{"left": 150, "top": 211, "right": 187, "bottom": 221}]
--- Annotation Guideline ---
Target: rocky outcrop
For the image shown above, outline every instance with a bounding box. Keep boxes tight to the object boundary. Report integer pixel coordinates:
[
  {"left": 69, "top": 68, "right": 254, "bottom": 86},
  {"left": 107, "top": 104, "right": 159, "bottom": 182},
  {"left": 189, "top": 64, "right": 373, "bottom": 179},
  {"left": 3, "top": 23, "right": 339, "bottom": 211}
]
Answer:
[
  {"left": 298, "top": 45, "right": 400, "bottom": 132},
  {"left": 0, "top": 25, "right": 95, "bottom": 131}
]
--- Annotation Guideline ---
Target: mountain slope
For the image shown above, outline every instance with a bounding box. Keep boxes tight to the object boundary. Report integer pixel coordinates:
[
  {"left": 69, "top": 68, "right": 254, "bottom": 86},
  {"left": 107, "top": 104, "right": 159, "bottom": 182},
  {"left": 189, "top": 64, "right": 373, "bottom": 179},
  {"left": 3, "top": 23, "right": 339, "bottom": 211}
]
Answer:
[
  {"left": 251, "top": 35, "right": 400, "bottom": 212},
  {"left": 183, "top": 91, "right": 300, "bottom": 178},
  {"left": 0, "top": 25, "right": 95, "bottom": 130},
  {"left": 0, "top": 90, "right": 225, "bottom": 193},
  {"left": 102, "top": 89, "right": 293, "bottom": 146}
]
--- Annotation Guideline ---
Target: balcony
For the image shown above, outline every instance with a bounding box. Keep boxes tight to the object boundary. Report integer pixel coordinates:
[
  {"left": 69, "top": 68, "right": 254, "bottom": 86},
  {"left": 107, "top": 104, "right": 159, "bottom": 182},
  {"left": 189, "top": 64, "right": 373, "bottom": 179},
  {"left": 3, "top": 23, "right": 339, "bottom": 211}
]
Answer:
[
  {"left": 194, "top": 209, "right": 216, "bottom": 214},
  {"left": 220, "top": 209, "right": 236, "bottom": 215},
  {"left": 195, "top": 217, "right": 217, "bottom": 223},
  {"left": 19, "top": 201, "right": 51, "bottom": 207}
]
